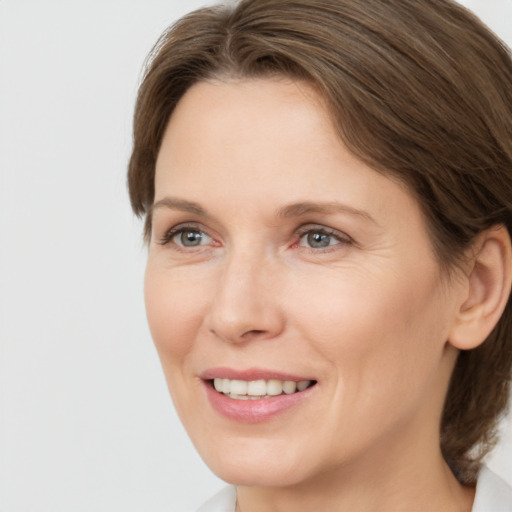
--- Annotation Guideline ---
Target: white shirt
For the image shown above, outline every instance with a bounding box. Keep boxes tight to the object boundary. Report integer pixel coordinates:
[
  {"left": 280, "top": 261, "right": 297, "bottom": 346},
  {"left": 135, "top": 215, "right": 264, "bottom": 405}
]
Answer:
[{"left": 196, "top": 466, "right": 512, "bottom": 512}]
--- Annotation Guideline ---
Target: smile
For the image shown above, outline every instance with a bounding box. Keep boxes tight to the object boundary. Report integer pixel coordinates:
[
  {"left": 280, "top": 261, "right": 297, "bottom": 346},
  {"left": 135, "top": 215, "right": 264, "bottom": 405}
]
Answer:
[
  {"left": 212, "top": 378, "right": 314, "bottom": 399},
  {"left": 201, "top": 371, "right": 317, "bottom": 423}
]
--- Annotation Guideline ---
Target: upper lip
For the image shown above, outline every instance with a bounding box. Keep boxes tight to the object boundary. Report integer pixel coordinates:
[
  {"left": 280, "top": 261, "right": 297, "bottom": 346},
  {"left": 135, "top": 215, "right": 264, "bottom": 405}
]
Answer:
[{"left": 200, "top": 367, "right": 316, "bottom": 382}]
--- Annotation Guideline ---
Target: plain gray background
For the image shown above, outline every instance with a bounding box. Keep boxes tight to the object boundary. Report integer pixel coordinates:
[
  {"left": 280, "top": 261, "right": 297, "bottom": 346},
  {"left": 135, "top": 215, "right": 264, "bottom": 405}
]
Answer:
[{"left": 0, "top": 1, "right": 511, "bottom": 510}]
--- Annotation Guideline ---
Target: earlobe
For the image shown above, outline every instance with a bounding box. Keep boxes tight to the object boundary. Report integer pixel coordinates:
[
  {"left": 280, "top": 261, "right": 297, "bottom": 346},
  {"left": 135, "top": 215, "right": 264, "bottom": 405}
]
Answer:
[{"left": 449, "top": 225, "right": 512, "bottom": 351}]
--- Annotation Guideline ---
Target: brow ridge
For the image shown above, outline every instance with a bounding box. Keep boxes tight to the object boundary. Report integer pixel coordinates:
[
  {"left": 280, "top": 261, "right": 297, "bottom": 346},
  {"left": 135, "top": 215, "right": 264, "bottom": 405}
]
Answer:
[
  {"left": 150, "top": 197, "right": 376, "bottom": 224},
  {"left": 150, "top": 197, "right": 207, "bottom": 216},
  {"left": 277, "top": 201, "right": 375, "bottom": 223}
]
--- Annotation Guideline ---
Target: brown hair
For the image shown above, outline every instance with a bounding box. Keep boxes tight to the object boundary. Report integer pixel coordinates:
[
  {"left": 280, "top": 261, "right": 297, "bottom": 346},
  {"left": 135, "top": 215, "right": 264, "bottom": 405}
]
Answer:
[{"left": 128, "top": 0, "right": 512, "bottom": 483}]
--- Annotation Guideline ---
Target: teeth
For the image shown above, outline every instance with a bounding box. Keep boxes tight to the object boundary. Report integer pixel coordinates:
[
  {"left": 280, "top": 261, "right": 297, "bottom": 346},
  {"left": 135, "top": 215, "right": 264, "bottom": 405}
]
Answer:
[
  {"left": 213, "top": 378, "right": 313, "bottom": 398},
  {"left": 267, "top": 379, "right": 283, "bottom": 396},
  {"left": 247, "top": 380, "right": 266, "bottom": 395},
  {"left": 297, "top": 380, "right": 310, "bottom": 392},
  {"left": 227, "top": 393, "right": 271, "bottom": 400},
  {"left": 283, "top": 380, "right": 297, "bottom": 394},
  {"left": 230, "top": 379, "right": 248, "bottom": 395}
]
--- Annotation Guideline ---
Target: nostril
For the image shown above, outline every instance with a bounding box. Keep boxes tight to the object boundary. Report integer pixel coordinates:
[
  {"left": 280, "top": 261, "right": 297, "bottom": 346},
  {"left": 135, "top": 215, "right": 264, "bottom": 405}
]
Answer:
[
  {"left": 209, "top": 326, "right": 271, "bottom": 344},
  {"left": 242, "top": 329, "right": 266, "bottom": 337}
]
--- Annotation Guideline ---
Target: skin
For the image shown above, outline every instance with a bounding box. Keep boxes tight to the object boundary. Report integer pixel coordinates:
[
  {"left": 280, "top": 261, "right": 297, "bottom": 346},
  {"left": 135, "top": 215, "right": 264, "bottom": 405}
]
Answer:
[{"left": 145, "top": 78, "right": 478, "bottom": 511}]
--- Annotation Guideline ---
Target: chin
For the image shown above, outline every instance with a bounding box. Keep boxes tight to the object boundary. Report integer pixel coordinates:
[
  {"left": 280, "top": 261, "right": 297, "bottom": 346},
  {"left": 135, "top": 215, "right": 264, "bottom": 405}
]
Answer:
[
  {"left": 210, "top": 461, "right": 308, "bottom": 488},
  {"left": 197, "top": 438, "right": 312, "bottom": 487}
]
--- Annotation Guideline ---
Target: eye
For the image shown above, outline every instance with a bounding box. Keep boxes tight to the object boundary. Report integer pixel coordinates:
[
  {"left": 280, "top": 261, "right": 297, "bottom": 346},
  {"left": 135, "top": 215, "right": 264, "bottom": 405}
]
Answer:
[
  {"left": 177, "top": 229, "right": 211, "bottom": 247},
  {"left": 160, "top": 226, "right": 213, "bottom": 248},
  {"left": 297, "top": 227, "right": 349, "bottom": 250}
]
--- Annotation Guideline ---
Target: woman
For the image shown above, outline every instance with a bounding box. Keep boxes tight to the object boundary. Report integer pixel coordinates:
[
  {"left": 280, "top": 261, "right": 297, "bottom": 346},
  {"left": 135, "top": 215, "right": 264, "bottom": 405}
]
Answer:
[{"left": 128, "top": 0, "right": 512, "bottom": 510}]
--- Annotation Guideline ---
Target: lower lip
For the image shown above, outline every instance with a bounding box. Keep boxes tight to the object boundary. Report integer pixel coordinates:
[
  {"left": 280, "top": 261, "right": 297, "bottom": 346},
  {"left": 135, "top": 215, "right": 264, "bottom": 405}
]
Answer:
[{"left": 203, "top": 381, "right": 315, "bottom": 423}]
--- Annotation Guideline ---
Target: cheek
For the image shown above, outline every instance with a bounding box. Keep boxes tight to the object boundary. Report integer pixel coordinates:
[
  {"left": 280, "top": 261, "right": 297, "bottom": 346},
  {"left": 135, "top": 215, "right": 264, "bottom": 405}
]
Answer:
[
  {"left": 291, "top": 266, "right": 450, "bottom": 397},
  {"left": 144, "top": 264, "right": 209, "bottom": 364},
  {"left": 286, "top": 270, "right": 452, "bottom": 465}
]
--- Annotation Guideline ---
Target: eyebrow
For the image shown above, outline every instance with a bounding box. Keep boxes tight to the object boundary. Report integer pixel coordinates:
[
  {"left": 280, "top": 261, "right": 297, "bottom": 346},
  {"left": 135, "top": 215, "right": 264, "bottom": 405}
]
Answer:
[
  {"left": 150, "top": 197, "right": 207, "bottom": 216},
  {"left": 150, "top": 197, "right": 376, "bottom": 224},
  {"left": 277, "top": 201, "right": 377, "bottom": 224}
]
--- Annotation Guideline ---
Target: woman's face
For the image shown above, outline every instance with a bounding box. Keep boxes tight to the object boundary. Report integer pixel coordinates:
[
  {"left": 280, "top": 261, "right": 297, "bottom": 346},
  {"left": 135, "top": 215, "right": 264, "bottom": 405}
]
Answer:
[{"left": 145, "top": 78, "right": 465, "bottom": 486}]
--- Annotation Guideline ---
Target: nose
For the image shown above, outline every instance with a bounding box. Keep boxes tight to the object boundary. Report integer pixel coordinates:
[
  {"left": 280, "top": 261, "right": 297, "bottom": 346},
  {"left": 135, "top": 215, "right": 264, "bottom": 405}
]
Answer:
[{"left": 206, "top": 249, "right": 285, "bottom": 344}]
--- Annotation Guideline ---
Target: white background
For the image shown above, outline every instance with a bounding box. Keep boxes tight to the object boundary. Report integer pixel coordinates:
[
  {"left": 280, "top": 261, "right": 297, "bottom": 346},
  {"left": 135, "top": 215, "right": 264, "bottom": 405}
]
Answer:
[{"left": 0, "top": 1, "right": 511, "bottom": 511}]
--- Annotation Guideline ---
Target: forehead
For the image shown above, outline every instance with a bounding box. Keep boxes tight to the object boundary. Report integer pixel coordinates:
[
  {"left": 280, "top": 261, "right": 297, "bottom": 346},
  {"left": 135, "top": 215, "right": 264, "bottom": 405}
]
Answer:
[
  {"left": 155, "top": 78, "right": 422, "bottom": 233},
  {"left": 156, "top": 78, "right": 364, "bottom": 192},
  {"left": 157, "top": 77, "right": 333, "bottom": 174}
]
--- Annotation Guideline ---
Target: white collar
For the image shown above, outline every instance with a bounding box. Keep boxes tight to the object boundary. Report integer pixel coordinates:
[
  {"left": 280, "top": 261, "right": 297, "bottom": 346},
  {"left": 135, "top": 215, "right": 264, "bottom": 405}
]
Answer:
[{"left": 472, "top": 466, "right": 512, "bottom": 512}]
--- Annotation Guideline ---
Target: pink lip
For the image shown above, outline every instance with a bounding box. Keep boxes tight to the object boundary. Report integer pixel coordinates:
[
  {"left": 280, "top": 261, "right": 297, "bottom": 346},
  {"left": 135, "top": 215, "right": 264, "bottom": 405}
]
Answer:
[
  {"left": 200, "top": 367, "right": 317, "bottom": 423},
  {"left": 200, "top": 367, "right": 315, "bottom": 382}
]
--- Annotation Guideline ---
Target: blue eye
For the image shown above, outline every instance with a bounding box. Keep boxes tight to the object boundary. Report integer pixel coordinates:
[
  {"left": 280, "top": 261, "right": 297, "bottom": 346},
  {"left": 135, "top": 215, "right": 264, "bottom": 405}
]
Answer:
[
  {"left": 160, "top": 227, "right": 213, "bottom": 247},
  {"left": 298, "top": 229, "right": 346, "bottom": 249},
  {"left": 175, "top": 228, "right": 212, "bottom": 247}
]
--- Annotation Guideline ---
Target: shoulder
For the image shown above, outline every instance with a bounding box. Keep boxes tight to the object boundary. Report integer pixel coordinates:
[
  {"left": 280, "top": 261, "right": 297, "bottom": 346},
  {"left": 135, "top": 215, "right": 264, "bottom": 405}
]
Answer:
[
  {"left": 196, "top": 486, "right": 237, "bottom": 512},
  {"left": 472, "top": 466, "right": 512, "bottom": 512}
]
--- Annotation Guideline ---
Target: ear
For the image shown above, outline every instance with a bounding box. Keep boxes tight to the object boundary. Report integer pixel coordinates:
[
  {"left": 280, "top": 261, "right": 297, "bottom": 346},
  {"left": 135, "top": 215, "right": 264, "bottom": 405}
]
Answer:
[{"left": 449, "top": 225, "right": 512, "bottom": 350}]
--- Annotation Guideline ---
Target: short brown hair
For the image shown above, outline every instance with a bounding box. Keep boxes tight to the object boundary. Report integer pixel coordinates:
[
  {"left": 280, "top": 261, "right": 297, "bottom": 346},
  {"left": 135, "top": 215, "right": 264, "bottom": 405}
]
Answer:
[{"left": 128, "top": 0, "right": 512, "bottom": 483}]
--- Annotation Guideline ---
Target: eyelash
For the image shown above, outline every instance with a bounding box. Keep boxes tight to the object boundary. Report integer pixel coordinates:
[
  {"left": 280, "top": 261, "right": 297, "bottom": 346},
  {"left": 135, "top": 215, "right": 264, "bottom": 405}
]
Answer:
[
  {"left": 158, "top": 223, "right": 352, "bottom": 252},
  {"left": 158, "top": 223, "right": 210, "bottom": 248}
]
